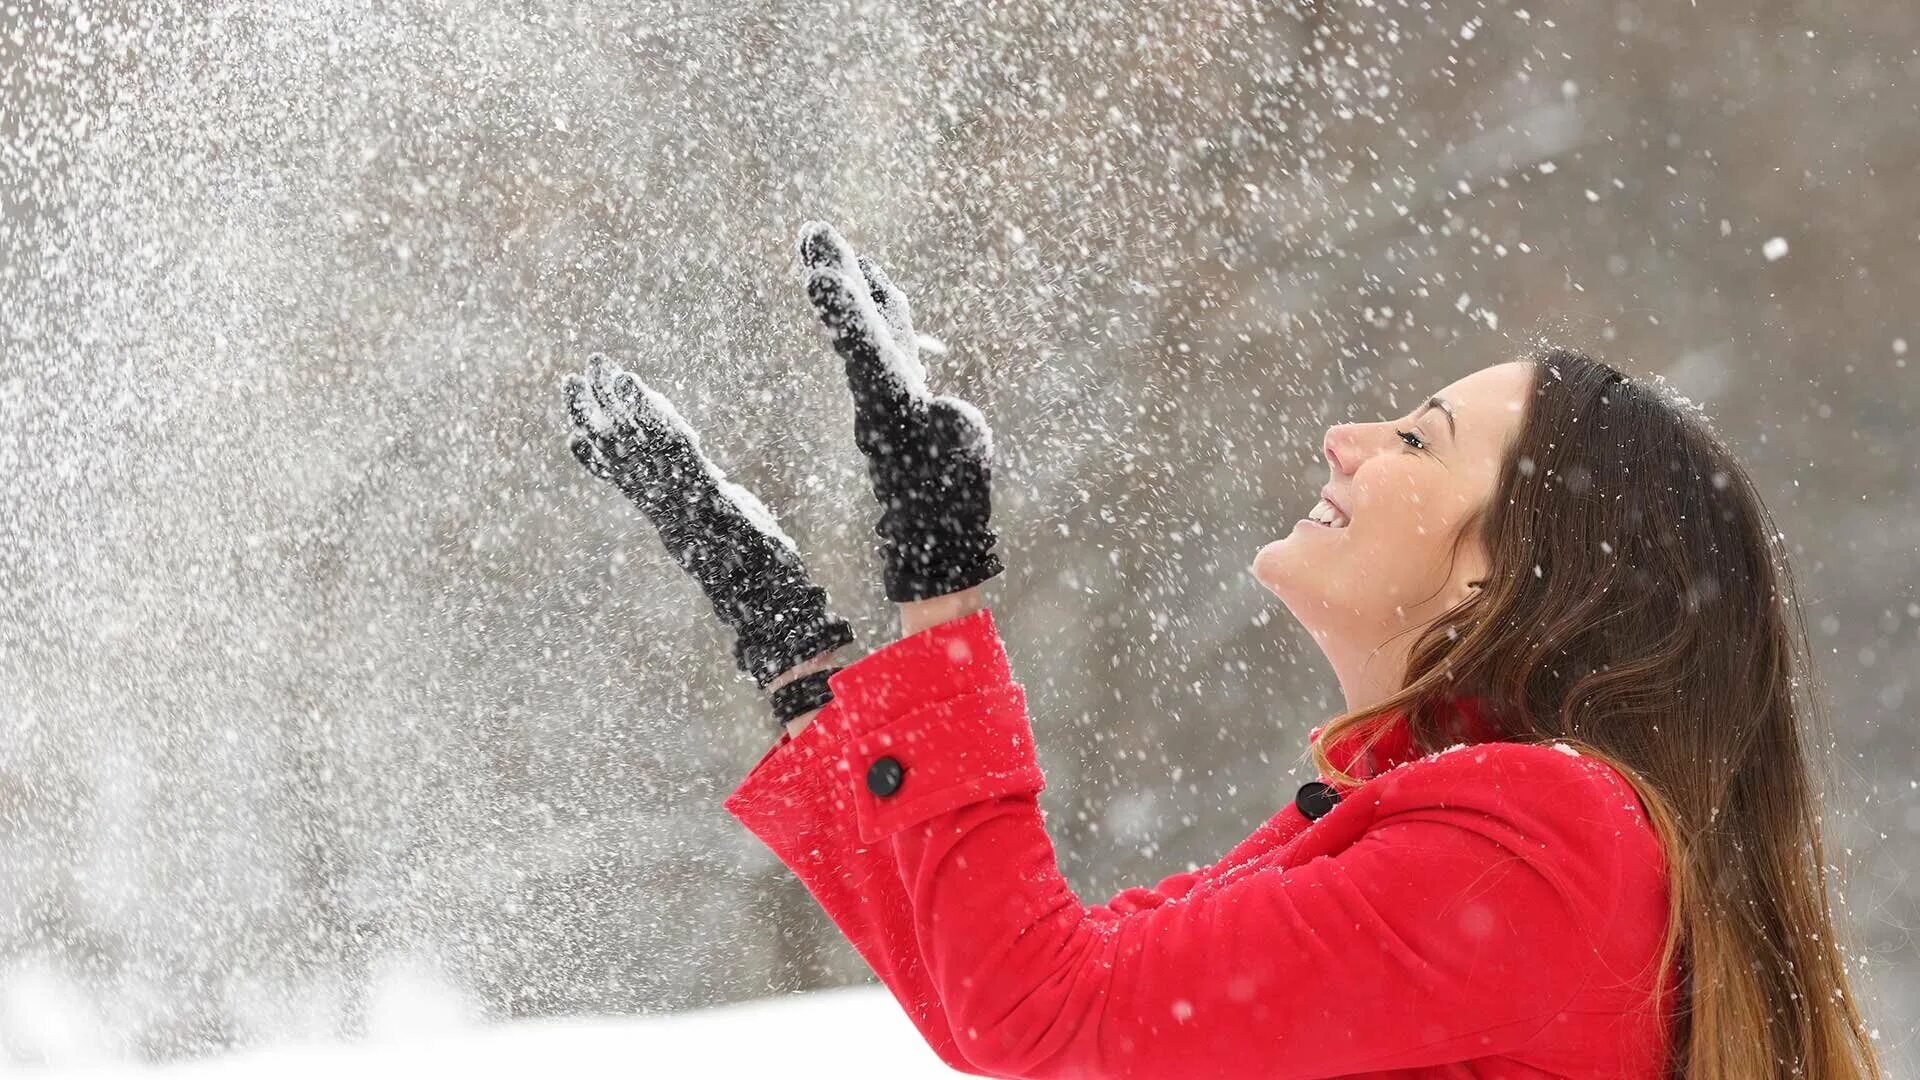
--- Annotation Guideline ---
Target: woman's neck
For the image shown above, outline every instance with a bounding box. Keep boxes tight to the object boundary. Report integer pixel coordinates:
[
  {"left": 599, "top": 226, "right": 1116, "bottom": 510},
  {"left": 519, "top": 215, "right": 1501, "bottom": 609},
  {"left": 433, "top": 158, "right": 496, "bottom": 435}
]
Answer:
[{"left": 1322, "top": 632, "right": 1414, "bottom": 716}]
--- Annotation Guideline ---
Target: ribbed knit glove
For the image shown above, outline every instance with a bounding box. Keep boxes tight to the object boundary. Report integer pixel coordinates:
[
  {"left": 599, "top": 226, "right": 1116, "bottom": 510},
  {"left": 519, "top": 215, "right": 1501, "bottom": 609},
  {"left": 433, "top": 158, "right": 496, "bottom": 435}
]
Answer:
[
  {"left": 563, "top": 355, "right": 853, "bottom": 717},
  {"left": 797, "top": 221, "right": 1005, "bottom": 603}
]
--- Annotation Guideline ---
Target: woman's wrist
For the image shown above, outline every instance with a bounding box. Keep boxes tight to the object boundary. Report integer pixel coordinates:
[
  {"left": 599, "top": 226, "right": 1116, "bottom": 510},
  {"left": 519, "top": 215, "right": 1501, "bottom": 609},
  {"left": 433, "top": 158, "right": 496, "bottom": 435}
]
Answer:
[
  {"left": 765, "top": 647, "right": 843, "bottom": 693},
  {"left": 898, "top": 586, "right": 986, "bottom": 637},
  {"left": 770, "top": 590, "right": 985, "bottom": 744},
  {"left": 765, "top": 649, "right": 843, "bottom": 742}
]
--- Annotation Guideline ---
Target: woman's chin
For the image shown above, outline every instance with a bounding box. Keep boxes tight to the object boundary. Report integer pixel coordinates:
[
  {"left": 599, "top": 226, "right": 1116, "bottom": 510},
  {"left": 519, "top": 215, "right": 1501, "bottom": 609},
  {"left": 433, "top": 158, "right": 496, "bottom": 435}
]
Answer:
[
  {"left": 1251, "top": 535, "right": 1312, "bottom": 596},
  {"left": 1254, "top": 532, "right": 1354, "bottom": 613}
]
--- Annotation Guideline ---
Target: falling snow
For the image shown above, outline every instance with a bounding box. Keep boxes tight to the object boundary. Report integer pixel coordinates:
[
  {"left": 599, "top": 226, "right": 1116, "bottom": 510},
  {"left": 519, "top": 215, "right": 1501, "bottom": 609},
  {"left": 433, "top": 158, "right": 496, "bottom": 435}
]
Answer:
[{"left": 1, "top": 0, "right": 1915, "bottom": 1073}]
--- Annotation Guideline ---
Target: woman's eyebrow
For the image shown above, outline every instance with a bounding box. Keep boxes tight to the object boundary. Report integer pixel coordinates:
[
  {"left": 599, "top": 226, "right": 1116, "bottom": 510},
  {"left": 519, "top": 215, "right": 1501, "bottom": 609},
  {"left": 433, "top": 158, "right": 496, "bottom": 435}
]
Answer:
[{"left": 1420, "top": 396, "right": 1457, "bottom": 439}]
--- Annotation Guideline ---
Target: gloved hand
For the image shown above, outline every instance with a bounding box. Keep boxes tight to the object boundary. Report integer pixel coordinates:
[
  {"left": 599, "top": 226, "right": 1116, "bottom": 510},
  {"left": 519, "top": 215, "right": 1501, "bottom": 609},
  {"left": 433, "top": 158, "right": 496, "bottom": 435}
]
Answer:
[
  {"left": 797, "top": 221, "right": 1005, "bottom": 603},
  {"left": 563, "top": 355, "right": 854, "bottom": 721}
]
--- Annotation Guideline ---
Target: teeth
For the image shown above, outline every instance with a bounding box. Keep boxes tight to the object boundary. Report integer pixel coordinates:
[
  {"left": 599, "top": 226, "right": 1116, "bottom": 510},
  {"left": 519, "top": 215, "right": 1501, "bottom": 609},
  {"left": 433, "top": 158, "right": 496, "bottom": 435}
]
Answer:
[{"left": 1308, "top": 497, "right": 1350, "bottom": 528}]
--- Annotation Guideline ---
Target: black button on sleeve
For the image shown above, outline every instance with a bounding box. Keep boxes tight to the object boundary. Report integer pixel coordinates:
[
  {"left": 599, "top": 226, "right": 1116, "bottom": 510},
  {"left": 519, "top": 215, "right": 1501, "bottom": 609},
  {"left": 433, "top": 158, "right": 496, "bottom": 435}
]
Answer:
[
  {"left": 866, "top": 755, "right": 905, "bottom": 797},
  {"left": 1295, "top": 780, "right": 1340, "bottom": 821}
]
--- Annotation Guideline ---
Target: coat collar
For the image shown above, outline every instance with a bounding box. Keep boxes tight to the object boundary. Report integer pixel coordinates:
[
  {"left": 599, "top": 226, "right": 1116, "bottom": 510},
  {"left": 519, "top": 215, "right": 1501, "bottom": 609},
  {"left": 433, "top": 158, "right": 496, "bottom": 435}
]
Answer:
[{"left": 1309, "top": 695, "right": 1502, "bottom": 781}]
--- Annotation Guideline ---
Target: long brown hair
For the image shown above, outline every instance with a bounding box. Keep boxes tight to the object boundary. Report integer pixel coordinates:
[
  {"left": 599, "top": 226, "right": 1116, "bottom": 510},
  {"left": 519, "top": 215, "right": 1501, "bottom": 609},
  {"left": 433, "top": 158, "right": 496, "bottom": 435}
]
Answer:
[{"left": 1306, "top": 348, "right": 1882, "bottom": 1078}]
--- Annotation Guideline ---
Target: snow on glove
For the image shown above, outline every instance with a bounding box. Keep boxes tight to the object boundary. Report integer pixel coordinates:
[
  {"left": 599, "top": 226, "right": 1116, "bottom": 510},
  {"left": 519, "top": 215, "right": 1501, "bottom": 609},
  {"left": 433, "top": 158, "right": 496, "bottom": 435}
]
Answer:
[
  {"left": 563, "top": 355, "right": 855, "bottom": 690},
  {"left": 797, "top": 221, "right": 1005, "bottom": 603}
]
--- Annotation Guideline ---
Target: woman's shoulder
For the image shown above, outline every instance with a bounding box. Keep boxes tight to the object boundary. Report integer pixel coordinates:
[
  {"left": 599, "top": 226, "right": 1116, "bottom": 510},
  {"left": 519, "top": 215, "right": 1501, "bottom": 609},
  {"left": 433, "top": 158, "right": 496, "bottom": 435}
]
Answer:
[
  {"left": 1325, "top": 739, "right": 1677, "bottom": 1024},
  {"left": 1359, "top": 738, "right": 1669, "bottom": 902},
  {"left": 1366, "top": 737, "right": 1657, "bottom": 828}
]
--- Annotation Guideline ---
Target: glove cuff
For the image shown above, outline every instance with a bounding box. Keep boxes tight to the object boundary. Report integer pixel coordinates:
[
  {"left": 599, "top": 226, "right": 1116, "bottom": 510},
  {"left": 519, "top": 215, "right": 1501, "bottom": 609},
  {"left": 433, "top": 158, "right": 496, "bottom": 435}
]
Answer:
[
  {"left": 883, "top": 545, "right": 1005, "bottom": 603},
  {"left": 735, "top": 608, "right": 857, "bottom": 688},
  {"left": 769, "top": 667, "right": 843, "bottom": 727}
]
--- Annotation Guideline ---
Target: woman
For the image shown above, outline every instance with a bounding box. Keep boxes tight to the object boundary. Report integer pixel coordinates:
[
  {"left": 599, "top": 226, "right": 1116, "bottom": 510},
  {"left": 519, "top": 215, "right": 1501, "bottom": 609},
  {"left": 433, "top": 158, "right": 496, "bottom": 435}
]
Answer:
[{"left": 562, "top": 222, "right": 1882, "bottom": 1078}]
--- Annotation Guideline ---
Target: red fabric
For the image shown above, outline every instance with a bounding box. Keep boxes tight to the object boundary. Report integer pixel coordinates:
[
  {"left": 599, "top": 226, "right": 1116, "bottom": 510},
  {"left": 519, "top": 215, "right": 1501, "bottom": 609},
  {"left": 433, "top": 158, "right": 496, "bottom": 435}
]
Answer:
[{"left": 724, "top": 608, "right": 1677, "bottom": 1079}]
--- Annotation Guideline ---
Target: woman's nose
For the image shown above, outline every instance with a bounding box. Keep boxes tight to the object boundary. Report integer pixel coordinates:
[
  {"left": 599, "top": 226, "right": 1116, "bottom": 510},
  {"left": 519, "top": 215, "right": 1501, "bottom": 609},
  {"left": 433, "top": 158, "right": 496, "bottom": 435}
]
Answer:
[{"left": 1323, "top": 424, "right": 1358, "bottom": 476}]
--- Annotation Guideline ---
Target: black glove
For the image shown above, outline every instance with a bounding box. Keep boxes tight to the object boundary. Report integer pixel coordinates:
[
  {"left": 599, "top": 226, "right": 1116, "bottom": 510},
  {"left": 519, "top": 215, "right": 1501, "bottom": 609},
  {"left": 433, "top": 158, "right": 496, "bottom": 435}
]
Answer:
[
  {"left": 563, "top": 356, "right": 854, "bottom": 699},
  {"left": 797, "top": 221, "right": 1005, "bottom": 603}
]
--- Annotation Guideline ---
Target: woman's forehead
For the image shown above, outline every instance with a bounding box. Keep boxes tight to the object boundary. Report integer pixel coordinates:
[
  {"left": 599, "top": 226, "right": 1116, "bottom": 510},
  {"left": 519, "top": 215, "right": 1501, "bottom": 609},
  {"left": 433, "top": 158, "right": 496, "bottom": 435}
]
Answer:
[
  {"left": 1428, "top": 362, "right": 1533, "bottom": 448},
  {"left": 1436, "top": 363, "right": 1534, "bottom": 419}
]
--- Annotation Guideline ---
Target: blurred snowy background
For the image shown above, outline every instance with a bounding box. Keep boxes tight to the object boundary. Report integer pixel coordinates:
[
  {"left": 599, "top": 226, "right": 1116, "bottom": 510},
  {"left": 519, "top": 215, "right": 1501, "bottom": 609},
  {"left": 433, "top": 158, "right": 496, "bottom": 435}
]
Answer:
[{"left": 2, "top": 0, "right": 1916, "bottom": 1071}]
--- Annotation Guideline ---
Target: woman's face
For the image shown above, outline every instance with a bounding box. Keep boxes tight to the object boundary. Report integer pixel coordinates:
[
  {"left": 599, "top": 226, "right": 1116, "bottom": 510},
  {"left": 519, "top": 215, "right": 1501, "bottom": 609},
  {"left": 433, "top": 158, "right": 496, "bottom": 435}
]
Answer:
[{"left": 1252, "top": 361, "right": 1534, "bottom": 703}]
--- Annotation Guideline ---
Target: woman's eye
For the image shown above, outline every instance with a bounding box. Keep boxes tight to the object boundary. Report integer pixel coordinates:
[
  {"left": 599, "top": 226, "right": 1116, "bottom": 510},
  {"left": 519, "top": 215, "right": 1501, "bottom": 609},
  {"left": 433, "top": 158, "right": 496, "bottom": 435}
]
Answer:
[{"left": 1395, "top": 428, "right": 1427, "bottom": 451}]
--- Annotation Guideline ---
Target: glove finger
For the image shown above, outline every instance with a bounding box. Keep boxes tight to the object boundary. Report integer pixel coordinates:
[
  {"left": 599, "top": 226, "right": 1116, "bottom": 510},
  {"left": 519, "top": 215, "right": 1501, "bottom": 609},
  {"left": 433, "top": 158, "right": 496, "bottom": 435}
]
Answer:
[
  {"left": 629, "top": 378, "right": 741, "bottom": 511},
  {"left": 716, "top": 476, "right": 800, "bottom": 555},
  {"left": 798, "top": 223, "right": 952, "bottom": 410},
  {"left": 620, "top": 380, "right": 801, "bottom": 558},
  {"left": 856, "top": 253, "right": 918, "bottom": 361},
  {"left": 806, "top": 269, "right": 924, "bottom": 424},
  {"left": 618, "top": 373, "right": 707, "bottom": 470},
  {"left": 798, "top": 222, "right": 917, "bottom": 386},
  {"left": 569, "top": 432, "right": 617, "bottom": 482},
  {"left": 586, "top": 354, "right": 633, "bottom": 427},
  {"left": 563, "top": 372, "right": 612, "bottom": 438},
  {"left": 797, "top": 219, "right": 858, "bottom": 278},
  {"left": 608, "top": 370, "right": 658, "bottom": 442},
  {"left": 929, "top": 394, "right": 995, "bottom": 463}
]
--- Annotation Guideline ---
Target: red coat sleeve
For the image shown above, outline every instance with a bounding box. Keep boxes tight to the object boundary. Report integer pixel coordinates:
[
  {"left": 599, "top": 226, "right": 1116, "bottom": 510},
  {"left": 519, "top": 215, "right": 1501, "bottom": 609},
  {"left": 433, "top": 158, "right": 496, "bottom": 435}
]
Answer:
[
  {"left": 786, "top": 608, "right": 1669, "bottom": 1080},
  {"left": 720, "top": 639, "right": 1238, "bottom": 1077},
  {"left": 723, "top": 703, "right": 1006, "bottom": 1077}
]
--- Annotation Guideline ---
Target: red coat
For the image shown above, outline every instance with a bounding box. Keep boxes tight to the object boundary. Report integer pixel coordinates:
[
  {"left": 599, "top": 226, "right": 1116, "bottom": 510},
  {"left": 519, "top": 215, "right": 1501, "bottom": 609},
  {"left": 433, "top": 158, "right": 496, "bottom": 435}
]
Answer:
[{"left": 725, "top": 608, "right": 1677, "bottom": 1078}]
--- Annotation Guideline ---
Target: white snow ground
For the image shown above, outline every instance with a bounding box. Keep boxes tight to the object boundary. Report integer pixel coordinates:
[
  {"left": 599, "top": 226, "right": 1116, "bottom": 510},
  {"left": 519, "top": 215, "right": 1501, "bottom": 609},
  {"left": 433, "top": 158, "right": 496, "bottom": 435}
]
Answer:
[{"left": 40, "top": 984, "right": 955, "bottom": 1079}]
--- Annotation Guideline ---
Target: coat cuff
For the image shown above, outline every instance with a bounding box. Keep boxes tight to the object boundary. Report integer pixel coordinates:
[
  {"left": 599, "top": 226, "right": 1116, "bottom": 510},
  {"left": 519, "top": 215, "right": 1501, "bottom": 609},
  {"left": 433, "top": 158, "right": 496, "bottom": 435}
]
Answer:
[
  {"left": 822, "top": 608, "right": 1047, "bottom": 845},
  {"left": 722, "top": 708, "right": 846, "bottom": 859}
]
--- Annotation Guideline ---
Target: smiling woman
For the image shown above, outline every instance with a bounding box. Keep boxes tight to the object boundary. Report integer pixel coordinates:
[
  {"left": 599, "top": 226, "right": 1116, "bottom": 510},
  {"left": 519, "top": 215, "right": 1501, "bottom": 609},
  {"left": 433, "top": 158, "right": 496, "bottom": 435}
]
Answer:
[
  {"left": 1253, "top": 361, "right": 1537, "bottom": 718},
  {"left": 1255, "top": 349, "right": 1883, "bottom": 1078},
  {"left": 569, "top": 223, "right": 1882, "bottom": 1079}
]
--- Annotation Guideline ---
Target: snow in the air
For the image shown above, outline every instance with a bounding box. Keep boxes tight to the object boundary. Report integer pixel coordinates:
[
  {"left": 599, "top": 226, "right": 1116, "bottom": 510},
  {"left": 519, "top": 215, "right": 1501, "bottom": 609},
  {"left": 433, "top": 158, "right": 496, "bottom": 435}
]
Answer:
[{"left": 0, "top": 0, "right": 1912, "bottom": 1074}]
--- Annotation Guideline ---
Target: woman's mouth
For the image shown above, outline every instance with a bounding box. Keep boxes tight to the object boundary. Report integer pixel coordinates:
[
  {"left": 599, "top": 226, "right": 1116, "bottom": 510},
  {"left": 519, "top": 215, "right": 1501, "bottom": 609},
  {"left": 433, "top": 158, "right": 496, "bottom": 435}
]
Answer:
[{"left": 1303, "top": 496, "right": 1350, "bottom": 529}]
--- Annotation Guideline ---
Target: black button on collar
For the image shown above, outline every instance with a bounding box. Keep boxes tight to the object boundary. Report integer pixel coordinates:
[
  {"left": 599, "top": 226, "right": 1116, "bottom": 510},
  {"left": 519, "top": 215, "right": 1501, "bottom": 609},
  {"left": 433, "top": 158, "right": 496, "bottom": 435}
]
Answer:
[
  {"left": 1295, "top": 780, "right": 1340, "bottom": 821},
  {"left": 867, "top": 755, "right": 905, "bottom": 797}
]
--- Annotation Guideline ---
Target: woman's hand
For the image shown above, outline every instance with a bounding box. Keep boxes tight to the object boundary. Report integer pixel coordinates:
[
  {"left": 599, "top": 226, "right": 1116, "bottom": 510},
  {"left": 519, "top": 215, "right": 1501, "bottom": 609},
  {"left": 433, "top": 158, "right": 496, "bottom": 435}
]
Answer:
[
  {"left": 562, "top": 355, "right": 854, "bottom": 720},
  {"left": 797, "top": 222, "right": 1004, "bottom": 604}
]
